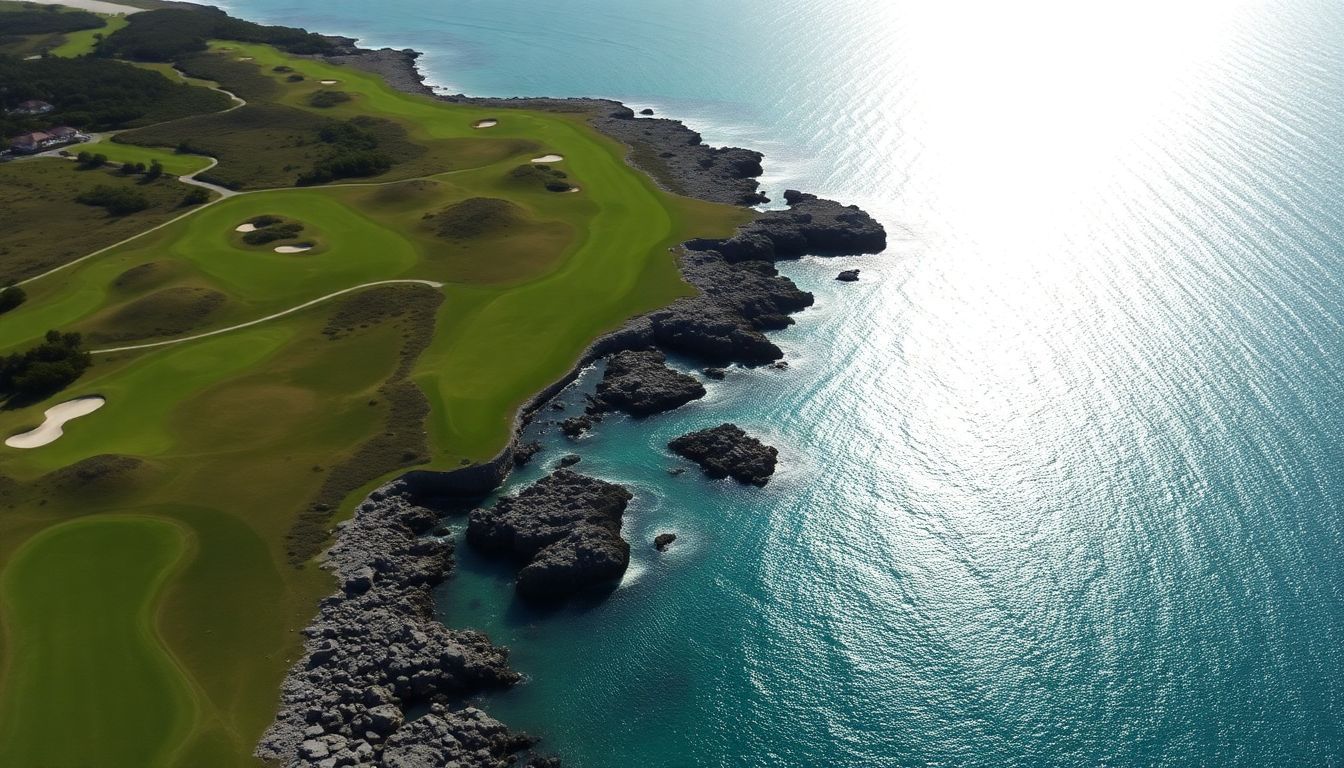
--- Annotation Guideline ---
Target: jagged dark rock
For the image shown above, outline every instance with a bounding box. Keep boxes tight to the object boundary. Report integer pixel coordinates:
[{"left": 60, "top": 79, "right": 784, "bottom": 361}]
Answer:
[
  {"left": 467, "top": 470, "right": 633, "bottom": 601},
  {"left": 514, "top": 441, "right": 543, "bottom": 467},
  {"left": 257, "top": 483, "right": 535, "bottom": 768},
  {"left": 667, "top": 467, "right": 686, "bottom": 476},
  {"left": 590, "top": 349, "right": 706, "bottom": 417},
  {"left": 669, "top": 424, "right": 778, "bottom": 487},
  {"left": 560, "top": 414, "right": 597, "bottom": 438},
  {"left": 837, "top": 269, "right": 860, "bottom": 282},
  {"left": 556, "top": 454, "right": 582, "bottom": 468},
  {"left": 639, "top": 108, "right": 655, "bottom": 115},
  {"left": 654, "top": 533, "right": 677, "bottom": 550},
  {"left": 703, "top": 367, "right": 727, "bottom": 380}
]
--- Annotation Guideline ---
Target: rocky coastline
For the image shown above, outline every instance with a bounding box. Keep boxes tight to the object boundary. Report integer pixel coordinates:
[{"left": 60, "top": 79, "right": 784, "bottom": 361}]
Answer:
[{"left": 260, "top": 34, "right": 887, "bottom": 768}]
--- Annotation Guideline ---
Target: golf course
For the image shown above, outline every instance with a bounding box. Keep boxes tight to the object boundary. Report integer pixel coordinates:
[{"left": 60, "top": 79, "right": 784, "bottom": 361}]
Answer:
[{"left": 0, "top": 14, "right": 748, "bottom": 766}]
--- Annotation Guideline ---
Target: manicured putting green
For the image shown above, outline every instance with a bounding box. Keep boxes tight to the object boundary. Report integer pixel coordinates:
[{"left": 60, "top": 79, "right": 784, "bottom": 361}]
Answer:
[{"left": 0, "top": 516, "right": 196, "bottom": 768}]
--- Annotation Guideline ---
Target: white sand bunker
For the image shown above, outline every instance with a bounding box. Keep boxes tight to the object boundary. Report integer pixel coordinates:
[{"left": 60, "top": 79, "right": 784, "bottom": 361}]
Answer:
[
  {"left": 6, "top": 396, "right": 106, "bottom": 449},
  {"left": 564, "top": 186, "right": 581, "bottom": 194},
  {"left": 320, "top": 79, "right": 339, "bottom": 85},
  {"left": 238, "top": 57, "right": 254, "bottom": 61},
  {"left": 473, "top": 119, "right": 498, "bottom": 129},
  {"left": 274, "top": 245, "right": 312, "bottom": 254},
  {"left": 531, "top": 154, "right": 564, "bottom": 163},
  {"left": 235, "top": 223, "right": 258, "bottom": 233}
]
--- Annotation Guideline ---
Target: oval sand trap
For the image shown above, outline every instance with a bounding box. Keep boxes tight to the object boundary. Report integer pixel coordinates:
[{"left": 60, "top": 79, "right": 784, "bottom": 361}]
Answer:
[
  {"left": 238, "top": 57, "right": 254, "bottom": 61},
  {"left": 6, "top": 396, "right": 106, "bottom": 449},
  {"left": 274, "top": 245, "right": 312, "bottom": 254},
  {"left": 531, "top": 154, "right": 564, "bottom": 163},
  {"left": 473, "top": 119, "right": 498, "bottom": 129},
  {"left": 235, "top": 223, "right": 258, "bottom": 233},
  {"left": 319, "top": 79, "right": 339, "bottom": 85}
]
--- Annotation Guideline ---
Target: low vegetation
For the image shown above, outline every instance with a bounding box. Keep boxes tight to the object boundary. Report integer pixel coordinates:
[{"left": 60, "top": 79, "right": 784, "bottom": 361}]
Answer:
[
  {"left": 0, "top": 7, "right": 102, "bottom": 36},
  {"left": 308, "top": 89, "right": 351, "bottom": 108},
  {"left": 0, "top": 285, "right": 25, "bottom": 315},
  {"left": 76, "top": 184, "right": 150, "bottom": 215}
]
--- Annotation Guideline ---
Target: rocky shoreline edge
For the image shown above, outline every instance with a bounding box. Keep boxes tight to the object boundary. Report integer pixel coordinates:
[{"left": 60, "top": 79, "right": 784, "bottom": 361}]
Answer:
[{"left": 260, "top": 36, "right": 886, "bottom": 768}]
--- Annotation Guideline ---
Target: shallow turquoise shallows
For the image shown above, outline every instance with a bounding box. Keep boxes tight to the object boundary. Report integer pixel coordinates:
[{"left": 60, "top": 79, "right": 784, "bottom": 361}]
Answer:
[{"left": 221, "top": 0, "right": 1344, "bottom": 764}]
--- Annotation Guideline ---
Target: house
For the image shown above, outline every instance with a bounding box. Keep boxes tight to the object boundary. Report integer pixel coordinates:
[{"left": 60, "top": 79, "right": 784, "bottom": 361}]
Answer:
[
  {"left": 11, "top": 100, "right": 54, "bottom": 116},
  {"left": 9, "top": 127, "right": 84, "bottom": 154},
  {"left": 10, "top": 131, "right": 51, "bottom": 153}
]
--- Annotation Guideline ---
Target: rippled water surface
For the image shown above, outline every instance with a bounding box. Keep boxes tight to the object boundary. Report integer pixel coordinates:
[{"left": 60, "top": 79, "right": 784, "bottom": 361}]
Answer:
[{"left": 223, "top": 0, "right": 1344, "bottom": 763}]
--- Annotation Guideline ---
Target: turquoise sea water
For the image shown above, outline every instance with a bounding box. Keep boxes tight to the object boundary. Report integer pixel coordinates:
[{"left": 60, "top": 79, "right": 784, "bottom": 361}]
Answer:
[{"left": 222, "top": 1, "right": 1344, "bottom": 764}]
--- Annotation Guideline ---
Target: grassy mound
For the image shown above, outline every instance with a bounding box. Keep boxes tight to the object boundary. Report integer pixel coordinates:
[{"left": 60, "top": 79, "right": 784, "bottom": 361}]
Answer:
[
  {"left": 85, "top": 286, "right": 228, "bottom": 343},
  {"left": 112, "top": 261, "right": 184, "bottom": 293},
  {"left": 36, "top": 455, "right": 157, "bottom": 501},
  {"left": 428, "top": 197, "right": 529, "bottom": 240}
]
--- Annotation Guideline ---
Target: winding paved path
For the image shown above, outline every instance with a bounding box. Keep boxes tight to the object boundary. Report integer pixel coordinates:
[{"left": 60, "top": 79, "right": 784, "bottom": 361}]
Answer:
[{"left": 91, "top": 279, "right": 445, "bottom": 355}]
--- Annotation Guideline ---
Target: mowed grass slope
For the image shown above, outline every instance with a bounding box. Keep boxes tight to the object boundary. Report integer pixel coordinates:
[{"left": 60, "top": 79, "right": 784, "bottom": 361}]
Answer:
[
  {"left": 0, "top": 40, "right": 750, "bottom": 767},
  {"left": 0, "top": 516, "right": 195, "bottom": 767}
]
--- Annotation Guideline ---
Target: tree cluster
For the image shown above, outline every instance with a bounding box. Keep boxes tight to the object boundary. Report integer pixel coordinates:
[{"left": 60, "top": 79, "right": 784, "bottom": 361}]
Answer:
[
  {"left": 75, "top": 184, "right": 150, "bottom": 216},
  {"left": 95, "top": 7, "right": 337, "bottom": 62},
  {"left": 0, "top": 7, "right": 103, "bottom": 36},
  {"left": 0, "top": 331, "right": 92, "bottom": 403},
  {"left": 297, "top": 120, "right": 391, "bottom": 185},
  {"left": 0, "top": 54, "right": 230, "bottom": 135}
]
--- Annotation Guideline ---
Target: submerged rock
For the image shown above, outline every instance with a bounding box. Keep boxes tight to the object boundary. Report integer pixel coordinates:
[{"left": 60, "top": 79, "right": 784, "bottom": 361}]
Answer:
[
  {"left": 703, "top": 367, "right": 727, "bottom": 380},
  {"left": 639, "top": 107, "right": 655, "bottom": 115},
  {"left": 467, "top": 470, "right": 633, "bottom": 601},
  {"left": 556, "top": 453, "right": 582, "bottom": 468},
  {"left": 560, "top": 414, "right": 597, "bottom": 438},
  {"left": 836, "top": 269, "right": 860, "bottom": 282},
  {"left": 669, "top": 424, "right": 778, "bottom": 487},
  {"left": 591, "top": 349, "right": 706, "bottom": 417},
  {"left": 654, "top": 533, "right": 677, "bottom": 551}
]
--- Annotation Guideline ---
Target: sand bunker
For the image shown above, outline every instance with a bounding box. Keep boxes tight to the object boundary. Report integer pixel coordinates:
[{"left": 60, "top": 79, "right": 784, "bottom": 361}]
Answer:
[
  {"left": 238, "top": 57, "right": 254, "bottom": 61},
  {"left": 531, "top": 154, "right": 564, "bottom": 163},
  {"left": 6, "top": 397, "right": 106, "bottom": 449},
  {"left": 473, "top": 119, "right": 498, "bottom": 129},
  {"left": 320, "top": 79, "right": 339, "bottom": 85},
  {"left": 564, "top": 187, "right": 581, "bottom": 194},
  {"left": 274, "top": 245, "right": 312, "bottom": 254},
  {"left": 235, "top": 223, "right": 258, "bottom": 233}
]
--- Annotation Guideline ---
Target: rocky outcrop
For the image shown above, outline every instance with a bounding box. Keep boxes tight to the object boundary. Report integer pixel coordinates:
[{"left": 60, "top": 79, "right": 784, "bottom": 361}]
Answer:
[
  {"left": 514, "top": 441, "right": 543, "bottom": 467},
  {"left": 590, "top": 349, "right": 706, "bottom": 417},
  {"left": 837, "top": 269, "right": 860, "bottom": 282},
  {"left": 654, "top": 533, "right": 677, "bottom": 550},
  {"left": 556, "top": 454, "right": 582, "bottom": 468},
  {"left": 669, "top": 424, "right": 778, "bottom": 487},
  {"left": 467, "top": 470, "right": 633, "bottom": 601},
  {"left": 258, "top": 482, "right": 535, "bottom": 768},
  {"left": 323, "top": 46, "right": 434, "bottom": 96},
  {"left": 560, "top": 414, "right": 598, "bottom": 438}
]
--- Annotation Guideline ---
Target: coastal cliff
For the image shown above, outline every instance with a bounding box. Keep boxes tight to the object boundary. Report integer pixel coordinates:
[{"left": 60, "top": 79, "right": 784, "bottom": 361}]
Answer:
[{"left": 260, "top": 37, "right": 887, "bottom": 768}]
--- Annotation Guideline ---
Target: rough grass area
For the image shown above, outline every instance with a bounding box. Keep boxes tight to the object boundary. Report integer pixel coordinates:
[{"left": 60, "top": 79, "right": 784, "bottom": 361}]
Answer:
[
  {"left": 287, "top": 283, "right": 442, "bottom": 563},
  {"left": 82, "top": 285, "right": 229, "bottom": 343},
  {"left": 0, "top": 160, "right": 195, "bottom": 283},
  {"left": 428, "top": 196, "right": 528, "bottom": 239}
]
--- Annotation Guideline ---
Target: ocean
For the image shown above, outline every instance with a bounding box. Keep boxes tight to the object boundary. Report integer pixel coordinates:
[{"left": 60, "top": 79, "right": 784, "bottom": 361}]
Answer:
[{"left": 218, "top": 0, "right": 1344, "bottom": 764}]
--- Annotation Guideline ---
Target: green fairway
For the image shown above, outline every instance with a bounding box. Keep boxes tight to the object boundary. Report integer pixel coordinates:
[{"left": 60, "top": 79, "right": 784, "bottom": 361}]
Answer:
[
  {"left": 0, "top": 35, "right": 750, "bottom": 766},
  {"left": 78, "top": 137, "right": 214, "bottom": 176},
  {"left": 50, "top": 13, "right": 129, "bottom": 57},
  {"left": 0, "top": 516, "right": 195, "bottom": 768}
]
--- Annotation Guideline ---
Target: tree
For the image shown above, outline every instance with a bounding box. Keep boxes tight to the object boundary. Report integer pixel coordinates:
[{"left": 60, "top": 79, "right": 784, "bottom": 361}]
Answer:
[
  {"left": 180, "top": 187, "right": 210, "bottom": 207},
  {"left": 144, "top": 159, "right": 164, "bottom": 181},
  {"left": 0, "top": 285, "right": 26, "bottom": 315}
]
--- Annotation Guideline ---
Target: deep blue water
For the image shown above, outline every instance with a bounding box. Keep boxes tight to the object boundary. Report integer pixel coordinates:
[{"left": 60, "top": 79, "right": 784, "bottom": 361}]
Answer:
[{"left": 221, "top": 1, "right": 1344, "bottom": 764}]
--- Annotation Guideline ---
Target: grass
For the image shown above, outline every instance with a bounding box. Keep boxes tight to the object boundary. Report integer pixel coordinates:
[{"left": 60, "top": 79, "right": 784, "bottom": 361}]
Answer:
[
  {"left": 0, "top": 38, "right": 751, "bottom": 767},
  {"left": 0, "top": 515, "right": 196, "bottom": 768},
  {"left": 0, "top": 159, "right": 209, "bottom": 284},
  {"left": 50, "top": 13, "right": 129, "bottom": 57}
]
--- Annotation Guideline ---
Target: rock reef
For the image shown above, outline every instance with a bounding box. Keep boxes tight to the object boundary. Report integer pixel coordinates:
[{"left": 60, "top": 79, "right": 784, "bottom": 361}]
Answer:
[
  {"left": 590, "top": 349, "right": 706, "bottom": 417},
  {"left": 669, "top": 424, "right": 779, "bottom": 486},
  {"left": 467, "top": 470, "right": 633, "bottom": 601},
  {"left": 257, "top": 483, "right": 537, "bottom": 768}
]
